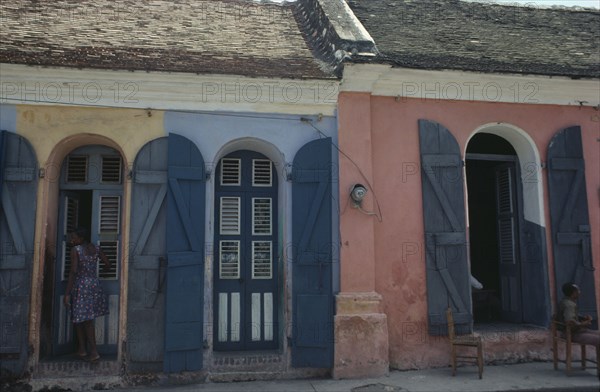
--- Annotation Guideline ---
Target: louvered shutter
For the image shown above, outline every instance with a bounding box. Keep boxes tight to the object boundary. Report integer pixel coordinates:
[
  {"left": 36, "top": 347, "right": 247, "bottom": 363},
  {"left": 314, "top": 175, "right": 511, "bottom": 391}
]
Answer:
[
  {"left": 0, "top": 131, "right": 38, "bottom": 376},
  {"left": 53, "top": 191, "right": 80, "bottom": 356},
  {"left": 221, "top": 158, "right": 240, "bottom": 186},
  {"left": 101, "top": 156, "right": 122, "bottom": 183},
  {"left": 97, "top": 195, "right": 120, "bottom": 280},
  {"left": 548, "top": 126, "right": 596, "bottom": 321},
  {"left": 128, "top": 137, "right": 168, "bottom": 366},
  {"left": 164, "top": 133, "right": 205, "bottom": 372},
  {"left": 418, "top": 120, "right": 472, "bottom": 335},
  {"left": 252, "top": 159, "right": 272, "bottom": 186},
  {"left": 291, "top": 137, "right": 334, "bottom": 367},
  {"left": 495, "top": 164, "right": 522, "bottom": 322},
  {"left": 66, "top": 155, "right": 88, "bottom": 183},
  {"left": 61, "top": 195, "right": 79, "bottom": 281},
  {"left": 220, "top": 197, "right": 240, "bottom": 235}
]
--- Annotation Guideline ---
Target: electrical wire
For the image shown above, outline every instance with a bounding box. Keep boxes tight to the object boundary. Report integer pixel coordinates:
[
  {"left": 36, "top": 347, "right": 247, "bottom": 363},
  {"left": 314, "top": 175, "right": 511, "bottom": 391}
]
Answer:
[
  {"left": 3, "top": 96, "right": 383, "bottom": 221},
  {"left": 0, "top": 97, "right": 308, "bottom": 122},
  {"left": 301, "top": 118, "right": 383, "bottom": 222}
]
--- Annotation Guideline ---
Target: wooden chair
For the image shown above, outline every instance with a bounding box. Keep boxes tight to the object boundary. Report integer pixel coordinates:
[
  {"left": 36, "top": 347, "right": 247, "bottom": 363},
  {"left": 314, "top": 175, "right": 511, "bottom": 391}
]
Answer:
[
  {"left": 551, "top": 316, "right": 599, "bottom": 376},
  {"left": 446, "top": 307, "right": 483, "bottom": 379}
]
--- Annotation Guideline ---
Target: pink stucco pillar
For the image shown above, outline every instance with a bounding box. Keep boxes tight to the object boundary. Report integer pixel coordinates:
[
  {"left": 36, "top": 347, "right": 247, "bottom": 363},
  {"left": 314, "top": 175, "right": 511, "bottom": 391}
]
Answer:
[{"left": 333, "top": 93, "right": 389, "bottom": 379}]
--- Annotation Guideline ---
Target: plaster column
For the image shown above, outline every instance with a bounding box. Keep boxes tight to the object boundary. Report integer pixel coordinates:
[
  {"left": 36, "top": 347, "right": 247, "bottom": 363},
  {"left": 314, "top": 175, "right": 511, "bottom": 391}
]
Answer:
[{"left": 333, "top": 92, "right": 388, "bottom": 379}]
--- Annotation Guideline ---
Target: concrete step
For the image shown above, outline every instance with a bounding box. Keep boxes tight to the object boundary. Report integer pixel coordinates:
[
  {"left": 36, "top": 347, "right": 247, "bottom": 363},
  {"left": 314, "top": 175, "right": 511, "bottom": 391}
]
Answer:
[
  {"left": 30, "top": 375, "right": 122, "bottom": 392},
  {"left": 36, "top": 357, "right": 120, "bottom": 378},
  {"left": 210, "top": 351, "right": 285, "bottom": 373}
]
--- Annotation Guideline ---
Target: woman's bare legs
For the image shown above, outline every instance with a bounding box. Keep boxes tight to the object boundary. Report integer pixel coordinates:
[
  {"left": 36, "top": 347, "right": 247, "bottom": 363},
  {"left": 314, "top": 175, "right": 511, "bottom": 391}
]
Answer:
[
  {"left": 75, "top": 323, "right": 86, "bottom": 356},
  {"left": 83, "top": 320, "right": 100, "bottom": 360}
]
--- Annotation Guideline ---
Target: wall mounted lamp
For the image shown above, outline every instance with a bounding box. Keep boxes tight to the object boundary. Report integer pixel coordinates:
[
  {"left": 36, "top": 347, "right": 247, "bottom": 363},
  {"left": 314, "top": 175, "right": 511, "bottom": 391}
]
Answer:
[{"left": 350, "top": 183, "right": 367, "bottom": 206}]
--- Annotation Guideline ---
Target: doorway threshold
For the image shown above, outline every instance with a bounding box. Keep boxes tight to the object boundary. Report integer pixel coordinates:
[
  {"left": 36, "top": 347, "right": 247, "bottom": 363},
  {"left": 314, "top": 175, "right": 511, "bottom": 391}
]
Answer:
[
  {"left": 35, "top": 354, "right": 119, "bottom": 378},
  {"left": 474, "top": 322, "right": 546, "bottom": 333},
  {"left": 210, "top": 350, "right": 285, "bottom": 374},
  {"left": 473, "top": 322, "right": 549, "bottom": 346}
]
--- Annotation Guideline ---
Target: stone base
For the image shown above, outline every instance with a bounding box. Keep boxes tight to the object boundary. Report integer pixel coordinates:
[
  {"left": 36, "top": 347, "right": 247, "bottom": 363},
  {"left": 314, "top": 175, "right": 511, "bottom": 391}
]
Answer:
[{"left": 333, "top": 292, "right": 389, "bottom": 379}]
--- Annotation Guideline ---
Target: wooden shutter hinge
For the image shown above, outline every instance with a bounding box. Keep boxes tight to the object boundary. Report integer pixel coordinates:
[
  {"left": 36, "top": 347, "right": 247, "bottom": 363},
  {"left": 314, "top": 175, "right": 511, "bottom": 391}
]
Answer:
[{"left": 38, "top": 168, "right": 45, "bottom": 178}]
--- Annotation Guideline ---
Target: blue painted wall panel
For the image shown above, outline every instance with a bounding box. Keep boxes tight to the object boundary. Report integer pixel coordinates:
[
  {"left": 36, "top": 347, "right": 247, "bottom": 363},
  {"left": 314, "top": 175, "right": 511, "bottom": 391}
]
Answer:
[
  {"left": 164, "top": 110, "right": 340, "bottom": 360},
  {"left": 0, "top": 104, "right": 17, "bottom": 133}
]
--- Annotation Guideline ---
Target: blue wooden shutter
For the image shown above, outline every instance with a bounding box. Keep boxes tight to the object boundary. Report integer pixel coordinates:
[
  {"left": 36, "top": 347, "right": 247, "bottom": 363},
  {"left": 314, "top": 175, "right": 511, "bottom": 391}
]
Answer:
[
  {"left": 128, "top": 137, "right": 168, "bottom": 368},
  {"left": 418, "top": 120, "right": 472, "bottom": 335},
  {"left": 291, "top": 137, "right": 333, "bottom": 367},
  {"left": 164, "top": 133, "right": 206, "bottom": 372},
  {"left": 0, "top": 131, "right": 38, "bottom": 376},
  {"left": 547, "top": 126, "right": 596, "bottom": 321}
]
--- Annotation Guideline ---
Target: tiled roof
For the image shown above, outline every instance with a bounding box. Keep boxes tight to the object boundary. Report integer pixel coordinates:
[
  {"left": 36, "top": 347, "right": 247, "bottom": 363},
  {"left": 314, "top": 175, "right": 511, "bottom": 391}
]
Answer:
[
  {"left": 346, "top": 0, "right": 600, "bottom": 78},
  {"left": 0, "top": 0, "right": 335, "bottom": 79}
]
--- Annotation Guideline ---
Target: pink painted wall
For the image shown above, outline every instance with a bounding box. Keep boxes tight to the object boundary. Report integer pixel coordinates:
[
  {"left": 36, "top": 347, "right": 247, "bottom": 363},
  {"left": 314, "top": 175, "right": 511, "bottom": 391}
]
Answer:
[
  {"left": 338, "top": 92, "right": 600, "bottom": 368},
  {"left": 338, "top": 93, "right": 377, "bottom": 292}
]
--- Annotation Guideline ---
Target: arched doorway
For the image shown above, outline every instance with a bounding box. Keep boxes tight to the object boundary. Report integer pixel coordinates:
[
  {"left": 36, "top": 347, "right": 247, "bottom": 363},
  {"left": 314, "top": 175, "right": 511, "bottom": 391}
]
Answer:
[
  {"left": 213, "top": 150, "right": 279, "bottom": 351},
  {"left": 466, "top": 129, "right": 550, "bottom": 327},
  {"left": 466, "top": 133, "right": 522, "bottom": 323},
  {"left": 45, "top": 144, "right": 124, "bottom": 358}
]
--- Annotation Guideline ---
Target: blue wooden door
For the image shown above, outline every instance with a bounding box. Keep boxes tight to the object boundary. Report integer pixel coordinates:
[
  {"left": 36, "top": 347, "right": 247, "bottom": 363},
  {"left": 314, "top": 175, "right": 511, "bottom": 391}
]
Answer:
[
  {"left": 53, "top": 146, "right": 122, "bottom": 356},
  {"left": 548, "top": 126, "right": 596, "bottom": 323},
  {"left": 418, "top": 120, "right": 472, "bottom": 335},
  {"left": 214, "top": 151, "right": 278, "bottom": 351},
  {"left": 291, "top": 138, "right": 333, "bottom": 367},
  {"left": 128, "top": 137, "right": 168, "bottom": 369},
  {"left": 0, "top": 131, "right": 38, "bottom": 376},
  {"left": 164, "top": 133, "right": 205, "bottom": 372}
]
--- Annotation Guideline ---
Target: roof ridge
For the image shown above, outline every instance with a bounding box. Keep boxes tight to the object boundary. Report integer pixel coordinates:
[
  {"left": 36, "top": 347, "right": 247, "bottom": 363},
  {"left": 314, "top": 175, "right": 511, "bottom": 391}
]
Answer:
[{"left": 294, "top": 0, "right": 377, "bottom": 76}]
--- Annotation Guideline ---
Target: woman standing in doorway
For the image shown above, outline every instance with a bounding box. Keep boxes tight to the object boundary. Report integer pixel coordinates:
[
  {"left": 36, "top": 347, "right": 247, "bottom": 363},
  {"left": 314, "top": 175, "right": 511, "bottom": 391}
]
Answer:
[{"left": 63, "top": 227, "right": 111, "bottom": 361}]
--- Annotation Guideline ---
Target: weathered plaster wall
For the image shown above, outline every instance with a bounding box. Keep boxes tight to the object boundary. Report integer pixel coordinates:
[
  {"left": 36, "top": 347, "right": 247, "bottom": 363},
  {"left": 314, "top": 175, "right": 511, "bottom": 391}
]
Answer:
[
  {"left": 336, "top": 93, "right": 377, "bottom": 293},
  {"left": 164, "top": 110, "right": 339, "bottom": 367},
  {"left": 17, "top": 106, "right": 164, "bottom": 166},
  {"left": 338, "top": 92, "right": 600, "bottom": 369},
  {"left": 5, "top": 102, "right": 339, "bottom": 374},
  {"left": 13, "top": 105, "right": 164, "bottom": 367},
  {"left": 0, "top": 104, "right": 16, "bottom": 132}
]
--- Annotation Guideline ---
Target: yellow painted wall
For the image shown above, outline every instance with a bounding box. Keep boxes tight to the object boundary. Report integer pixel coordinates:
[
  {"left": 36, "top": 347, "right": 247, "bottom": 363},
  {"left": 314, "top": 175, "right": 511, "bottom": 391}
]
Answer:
[
  {"left": 17, "top": 105, "right": 164, "bottom": 165},
  {"left": 16, "top": 105, "right": 165, "bottom": 366}
]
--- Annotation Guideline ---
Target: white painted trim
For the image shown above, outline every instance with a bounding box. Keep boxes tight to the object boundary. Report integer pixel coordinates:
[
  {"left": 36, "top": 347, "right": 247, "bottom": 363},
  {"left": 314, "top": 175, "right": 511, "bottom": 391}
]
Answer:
[
  {"left": 0, "top": 63, "right": 339, "bottom": 115},
  {"left": 230, "top": 292, "right": 240, "bottom": 342},
  {"left": 465, "top": 123, "right": 545, "bottom": 227},
  {"left": 218, "top": 293, "right": 228, "bottom": 343},
  {"left": 252, "top": 159, "right": 273, "bottom": 187},
  {"left": 319, "top": 0, "right": 375, "bottom": 44},
  {"left": 251, "top": 293, "right": 261, "bottom": 341},
  {"left": 342, "top": 64, "right": 600, "bottom": 107},
  {"left": 251, "top": 240, "right": 273, "bottom": 279},
  {"left": 219, "top": 240, "right": 240, "bottom": 279},
  {"left": 252, "top": 197, "right": 272, "bottom": 236},
  {"left": 219, "top": 196, "right": 241, "bottom": 236},
  {"left": 220, "top": 158, "right": 241, "bottom": 187}
]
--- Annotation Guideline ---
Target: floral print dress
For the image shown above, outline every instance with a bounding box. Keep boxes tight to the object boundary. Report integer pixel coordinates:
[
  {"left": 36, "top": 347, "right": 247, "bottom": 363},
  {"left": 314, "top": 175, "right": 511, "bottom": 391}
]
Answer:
[{"left": 70, "top": 244, "right": 109, "bottom": 323}]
